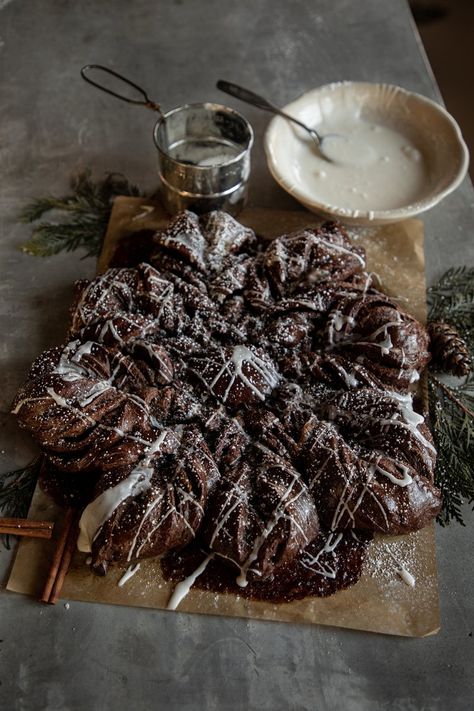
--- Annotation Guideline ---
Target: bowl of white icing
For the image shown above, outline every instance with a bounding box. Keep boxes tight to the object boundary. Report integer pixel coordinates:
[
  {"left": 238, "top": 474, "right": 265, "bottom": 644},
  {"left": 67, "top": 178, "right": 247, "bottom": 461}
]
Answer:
[{"left": 264, "top": 82, "right": 469, "bottom": 225}]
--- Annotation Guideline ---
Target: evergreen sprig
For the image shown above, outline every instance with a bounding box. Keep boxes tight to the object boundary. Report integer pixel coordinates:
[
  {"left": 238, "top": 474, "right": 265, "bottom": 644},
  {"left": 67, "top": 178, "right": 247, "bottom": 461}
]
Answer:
[
  {"left": 20, "top": 170, "right": 142, "bottom": 258},
  {"left": 428, "top": 374, "right": 474, "bottom": 526},
  {"left": 427, "top": 266, "right": 474, "bottom": 525},
  {"left": 0, "top": 457, "right": 41, "bottom": 549},
  {"left": 428, "top": 266, "right": 474, "bottom": 353}
]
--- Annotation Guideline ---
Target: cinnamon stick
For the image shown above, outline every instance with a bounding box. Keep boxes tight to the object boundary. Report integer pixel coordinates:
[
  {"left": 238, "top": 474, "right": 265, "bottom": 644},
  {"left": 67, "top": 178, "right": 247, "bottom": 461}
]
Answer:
[
  {"left": 41, "top": 508, "right": 79, "bottom": 604},
  {"left": 0, "top": 517, "right": 54, "bottom": 539}
]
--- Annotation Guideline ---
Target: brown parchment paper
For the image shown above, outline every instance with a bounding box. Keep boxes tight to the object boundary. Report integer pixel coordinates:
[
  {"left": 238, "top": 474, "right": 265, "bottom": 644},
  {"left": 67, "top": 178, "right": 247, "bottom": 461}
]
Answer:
[{"left": 7, "top": 198, "right": 439, "bottom": 637}]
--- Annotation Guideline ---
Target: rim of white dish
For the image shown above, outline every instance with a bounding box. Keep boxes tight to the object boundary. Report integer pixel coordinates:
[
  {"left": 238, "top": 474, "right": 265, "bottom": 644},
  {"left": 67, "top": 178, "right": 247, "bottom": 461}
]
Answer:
[{"left": 264, "top": 81, "right": 470, "bottom": 224}]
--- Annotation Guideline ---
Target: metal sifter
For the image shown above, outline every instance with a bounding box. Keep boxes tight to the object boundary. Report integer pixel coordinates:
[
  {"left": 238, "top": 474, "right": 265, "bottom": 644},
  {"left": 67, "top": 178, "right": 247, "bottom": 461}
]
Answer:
[{"left": 81, "top": 65, "right": 254, "bottom": 215}]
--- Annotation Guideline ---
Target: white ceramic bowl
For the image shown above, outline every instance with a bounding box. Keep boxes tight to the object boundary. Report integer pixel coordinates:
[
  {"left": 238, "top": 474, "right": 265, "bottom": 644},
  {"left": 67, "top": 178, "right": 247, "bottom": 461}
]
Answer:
[{"left": 264, "top": 82, "right": 469, "bottom": 225}]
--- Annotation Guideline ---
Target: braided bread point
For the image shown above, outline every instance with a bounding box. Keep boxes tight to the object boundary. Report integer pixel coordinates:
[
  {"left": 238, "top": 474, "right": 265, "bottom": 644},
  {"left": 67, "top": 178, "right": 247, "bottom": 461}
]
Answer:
[
  {"left": 263, "top": 222, "right": 366, "bottom": 297},
  {"left": 202, "top": 447, "right": 319, "bottom": 585},
  {"left": 12, "top": 342, "right": 151, "bottom": 471},
  {"left": 299, "top": 417, "right": 441, "bottom": 535},
  {"left": 79, "top": 426, "right": 219, "bottom": 573},
  {"left": 323, "top": 388, "right": 436, "bottom": 481},
  {"left": 324, "top": 290, "right": 431, "bottom": 389}
]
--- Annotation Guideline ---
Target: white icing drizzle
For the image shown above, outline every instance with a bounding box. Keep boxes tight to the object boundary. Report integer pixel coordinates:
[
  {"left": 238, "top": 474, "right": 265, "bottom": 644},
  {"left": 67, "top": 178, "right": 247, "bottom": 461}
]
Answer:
[
  {"left": 300, "top": 549, "right": 337, "bottom": 579},
  {"left": 335, "top": 461, "right": 389, "bottom": 530},
  {"left": 385, "top": 546, "right": 416, "bottom": 587},
  {"left": 42, "top": 341, "right": 123, "bottom": 411},
  {"left": 324, "top": 531, "right": 343, "bottom": 552},
  {"left": 77, "top": 467, "right": 153, "bottom": 553},
  {"left": 130, "top": 492, "right": 167, "bottom": 558},
  {"left": 327, "top": 310, "right": 357, "bottom": 346},
  {"left": 300, "top": 530, "right": 342, "bottom": 579},
  {"left": 397, "top": 566, "right": 416, "bottom": 587},
  {"left": 301, "top": 463, "right": 388, "bottom": 579},
  {"left": 378, "top": 331, "right": 392, "bottom": 356},
  {"left": 46, "top": 387, "right": 71, "bottom": 409},
  {"left": 209, "top": 473, "right": 247, "bottom": 548},
  {"left": 166, "top": 553, "right": 214, "bottom": 610},
  {"left": 161, "top": 219, "right": 205, "bottom": 266},
  {"left": 308, "top": 232, "right": 366, "bottom": 267},
  {"left": 125, "top": 439, "right": 209, "bottom": 562},
  {"left": 132, "top": 205, "right": 155, "bottom": 221},
  {"left": 230, "top": 346, "right": 279, "bottom": 401},
  {"left": 368, "top": 457, "right": 413, "bottom": 488},
  {"left": 353, "top": 318, "right": 403, "bottom": 355},
  {"left": 126, "top": 392, "right": 151, "bottom": 415},
  {"left": 333, "top": 311, "right": 356, "bottom": 332},
  {"left": 11, "top": 395, "right": 45, "bottom": 414},
  {"left": 98, "top": 319, "right": 125, "bottom": 346},
  {"left": 336, "top": 362, "right": 359, "bottom": 388},
  {"left": 133, "top": 340, "right": 172, "bottom": 376},
  {"left": 77, "top": 380, "right": 114, "bottom": 407},
  {"left": 236, "top": 469, "right": 305, "bottom": 588},
  {"left": 205, "top": 345, "right": 279, "bottom": 403},
  {"left": 204, "top": 442, "right": 310, "bottom": 589},
  {"left": 72, "top": 265, "right": 175, "bottom": 336},
  {"left": 45, "top": 386, "right": 126, "bottom": 438},
  {"left": 56, "top": 341, "right": 95, "bottom": 382},
  {"left": 117, "top": 563, "right": 141, "bottom": 587},
  {"left": 74, "top": 340, "right": 94, "bottom": 358},
  {"left": 281, "top": 293, "right": 327, "bottom": 311},
  {"left": 76, "top": 269, "right": 131, "bottom": 324},
  {"left": 145, "top": 269, "right": 170, "bottom": 286},
  {"left": 78, "top": 430, "right": 170, "bottom": 553},
  {"left": 35, "top": 339, "right": 181, "bottom": 454},
  {"left": 305, "top": 392, "right": 430, "bottom": 558},
  {"left": 384, "top": 391, "right": 436, "bottom": 454}
]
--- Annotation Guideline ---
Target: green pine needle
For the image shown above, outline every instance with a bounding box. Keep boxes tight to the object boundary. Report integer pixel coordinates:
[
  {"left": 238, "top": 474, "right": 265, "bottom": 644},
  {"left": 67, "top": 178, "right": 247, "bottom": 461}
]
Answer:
[
  {"left": 22, "top": 221, "right": 107, "bottom": 258},
  {"left": 20, "top": 169, "right": 143, "bottom": 258},
  {"left": 428, "top": 374, "right": 474, "bottom": 525},
  {"left": 428, "top": 266, "right": 474, "bottom": 353},
  {"left": 428, "top": 266, "right": 474, "bottom": 526}
]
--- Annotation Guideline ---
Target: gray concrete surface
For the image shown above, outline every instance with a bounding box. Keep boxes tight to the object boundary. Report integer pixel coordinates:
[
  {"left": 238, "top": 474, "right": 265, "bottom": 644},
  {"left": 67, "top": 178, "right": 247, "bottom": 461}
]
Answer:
[{"left": 0, "top": 1, "right": 473, "bottom": 709}]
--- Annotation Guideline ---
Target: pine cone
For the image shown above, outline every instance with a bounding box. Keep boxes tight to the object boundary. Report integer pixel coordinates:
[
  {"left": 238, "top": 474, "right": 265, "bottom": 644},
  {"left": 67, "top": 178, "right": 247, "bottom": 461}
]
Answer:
[{"left": 428, "top": 321, "right": 471, "bottom": 376}]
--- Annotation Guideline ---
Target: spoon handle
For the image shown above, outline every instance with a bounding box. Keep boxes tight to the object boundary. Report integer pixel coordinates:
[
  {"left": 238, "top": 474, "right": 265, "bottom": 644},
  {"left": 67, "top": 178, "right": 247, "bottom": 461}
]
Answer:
[
  {"left": 216, "top": 80, "right": 321, "bottom": 145},
  {"left": 216, "top": 80, "right": 281, "bottom": 113}
]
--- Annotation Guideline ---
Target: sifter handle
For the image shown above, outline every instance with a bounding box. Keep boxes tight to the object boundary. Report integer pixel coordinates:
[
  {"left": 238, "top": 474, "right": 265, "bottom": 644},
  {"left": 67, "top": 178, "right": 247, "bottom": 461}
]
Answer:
[{"left": 80, "top": 64, "right": 164, "bottom": 117}]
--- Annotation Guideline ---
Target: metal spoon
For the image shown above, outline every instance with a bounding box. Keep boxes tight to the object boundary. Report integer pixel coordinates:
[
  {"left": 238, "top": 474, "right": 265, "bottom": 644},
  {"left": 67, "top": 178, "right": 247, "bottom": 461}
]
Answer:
[{"left": 216, "top": 80, "right": 341, "bottom": 163}]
